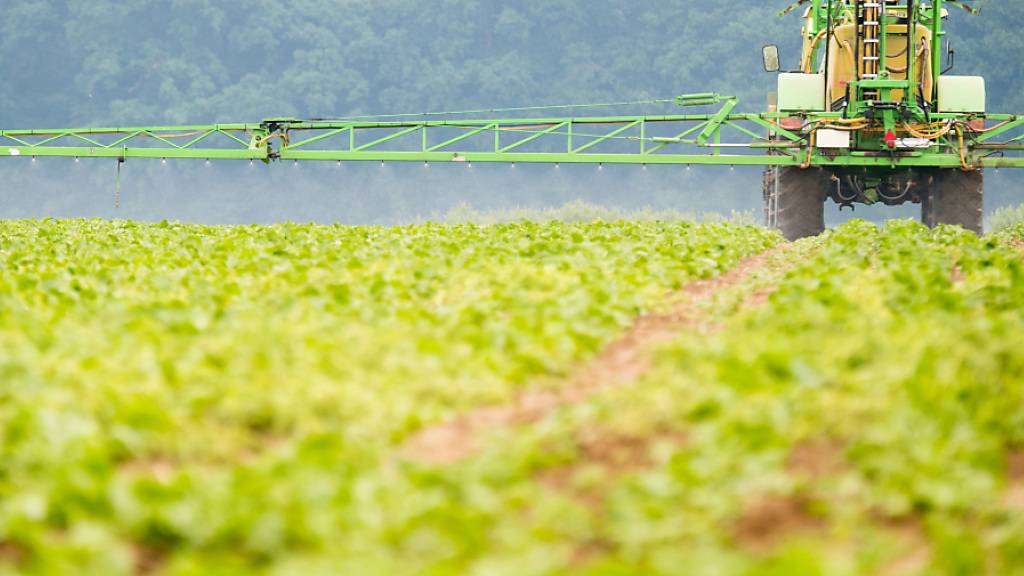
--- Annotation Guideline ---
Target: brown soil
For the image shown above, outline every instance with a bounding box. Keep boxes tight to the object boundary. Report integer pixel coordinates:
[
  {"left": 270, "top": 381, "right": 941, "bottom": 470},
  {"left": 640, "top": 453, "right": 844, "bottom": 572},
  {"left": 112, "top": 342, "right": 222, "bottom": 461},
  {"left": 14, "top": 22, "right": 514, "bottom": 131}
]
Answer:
[
  {"left": 786, "top": 439, "right": 847, "bottom": 479},
  {"left": 120, "top": 458, "right": 176, "bottom": 483},
  {"left": 133, "top": 543, "right": 168, "bottom": 576},
  {"left": 733, "top": 494, "right": 825, "bottom": 552},
  {"left": 568, "top": 539, "right": 614, "bottom": 567},
  {"left": 536, "top": 428, "right": 687, "bottom": 568},
  {"left": 574, "top": 427, "right": 687, "bottom": 473},
  {"left": 950, "top": 263, "right": 964, "bottom": 285},
  {"left": 1007, "top": 448, "right": 1024, "bottom": 478},
  {"left": 742, "top": 287, "right": 774, "bottom": 309},
  {"left": 567, "top": 430, "right": 657, "bottom": 474},
  {"left": 880, "top": 545, "right": 931, "bottom": 576},
  {"left": 402, "top": 245, "right": 788, "bottom": 464},
  {"left": 1005, "top": 449, "right": 1024, "bottom": 510},
  {"left": 536, "top": 428, "right": 688, "bottom": 508},
  {"left": 534, "top": 467, "right": 603, "bottom": 511},
  {"left": 0, "top": 542, "right": 25, "bottom": 566},
  {"left": 875, "top": 515, "right": 932, "bottom": 576}
]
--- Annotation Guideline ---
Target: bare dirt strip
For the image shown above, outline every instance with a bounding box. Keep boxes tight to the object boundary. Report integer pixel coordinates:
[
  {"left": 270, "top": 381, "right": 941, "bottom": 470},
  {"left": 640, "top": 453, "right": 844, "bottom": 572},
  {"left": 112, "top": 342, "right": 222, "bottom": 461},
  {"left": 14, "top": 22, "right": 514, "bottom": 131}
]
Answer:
[
  {"left": 402, "top": 244, "right": 792, "bottom": 464},
  {"left": 1006, "top": 449, "right": 1024, "bottom": 511}
]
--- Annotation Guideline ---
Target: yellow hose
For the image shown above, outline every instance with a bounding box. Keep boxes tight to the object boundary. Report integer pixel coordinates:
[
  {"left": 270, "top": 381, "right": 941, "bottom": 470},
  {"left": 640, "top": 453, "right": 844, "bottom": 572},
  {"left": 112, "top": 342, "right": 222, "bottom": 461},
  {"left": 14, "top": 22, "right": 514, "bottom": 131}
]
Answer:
[
  {"left": 966, "top": 119, "right": 1012, "bottom": 134},
  {"left": 801, "top": 29, "right": 829, "bottom": 73},
  {"left": 955, "top": 124, "right": 974, "bottom": 171},
  {"left": 256, "top": 132, "right": 290, "bottom": 148},
  {"left": 820, "top": 123, "right": 870, "bottom": 131},
  {"left": 801, "top": 121, "right": 824, "bottom": 169},
  {"left": 902, "top": 121, "right": 954, "bottom": 140}
]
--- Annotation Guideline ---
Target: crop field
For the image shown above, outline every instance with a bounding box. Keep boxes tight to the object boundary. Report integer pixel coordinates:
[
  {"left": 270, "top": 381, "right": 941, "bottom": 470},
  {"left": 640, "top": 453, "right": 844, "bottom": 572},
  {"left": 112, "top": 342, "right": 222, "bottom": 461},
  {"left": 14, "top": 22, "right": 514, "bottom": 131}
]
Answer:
[{"left": 1, "top": 218, "right": 1023, "bottom": 575}]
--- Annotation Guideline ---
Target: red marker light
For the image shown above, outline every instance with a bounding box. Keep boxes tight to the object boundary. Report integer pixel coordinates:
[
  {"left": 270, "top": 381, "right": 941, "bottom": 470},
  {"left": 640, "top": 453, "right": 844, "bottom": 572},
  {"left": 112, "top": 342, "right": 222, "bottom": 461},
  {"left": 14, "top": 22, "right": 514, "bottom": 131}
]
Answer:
[{"left": 884, "top": 130, "right": 897, "bottom": 149}]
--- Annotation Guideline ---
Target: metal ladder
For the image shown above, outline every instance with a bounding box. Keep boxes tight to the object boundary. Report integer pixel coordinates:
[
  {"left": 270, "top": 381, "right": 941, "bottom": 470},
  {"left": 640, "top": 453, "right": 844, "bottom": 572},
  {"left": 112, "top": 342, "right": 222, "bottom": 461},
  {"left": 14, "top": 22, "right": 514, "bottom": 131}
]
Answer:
[{"left": 859, "top": 1, "right": 882, "bottom": 98}]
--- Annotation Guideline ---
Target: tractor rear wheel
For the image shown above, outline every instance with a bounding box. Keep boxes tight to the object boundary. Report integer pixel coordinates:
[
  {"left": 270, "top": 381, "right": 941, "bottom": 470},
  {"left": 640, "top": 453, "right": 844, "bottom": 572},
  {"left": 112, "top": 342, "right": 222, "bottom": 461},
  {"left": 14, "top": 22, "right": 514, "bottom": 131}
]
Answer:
[
  {"left": 921, "top": 169, "right": 983, "bottom": 234},
  {"left": 764, "top": 166, "right": 830, "bottom": 241}
]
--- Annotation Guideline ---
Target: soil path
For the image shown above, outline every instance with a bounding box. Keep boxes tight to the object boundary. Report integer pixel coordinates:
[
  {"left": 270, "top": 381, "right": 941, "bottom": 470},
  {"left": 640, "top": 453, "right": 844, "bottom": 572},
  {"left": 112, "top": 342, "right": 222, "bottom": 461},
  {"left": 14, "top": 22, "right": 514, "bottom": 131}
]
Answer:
[{"left": 403, "top": 244, "right": 791, "bottom": 464}]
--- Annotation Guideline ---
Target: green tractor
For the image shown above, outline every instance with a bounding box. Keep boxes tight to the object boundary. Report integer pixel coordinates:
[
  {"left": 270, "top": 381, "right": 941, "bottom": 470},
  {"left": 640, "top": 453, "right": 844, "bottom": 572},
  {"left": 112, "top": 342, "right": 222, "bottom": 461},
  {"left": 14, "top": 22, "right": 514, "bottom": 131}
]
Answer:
[{"left": 764, "top": 0, "right": 993, "bottom": 239}]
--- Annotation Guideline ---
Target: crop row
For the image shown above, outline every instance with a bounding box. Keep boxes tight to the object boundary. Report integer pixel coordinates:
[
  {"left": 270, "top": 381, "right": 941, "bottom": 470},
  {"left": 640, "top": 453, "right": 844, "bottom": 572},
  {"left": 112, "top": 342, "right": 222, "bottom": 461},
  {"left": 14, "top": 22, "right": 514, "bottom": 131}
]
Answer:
[
  {"left": 433, "top": 220, "right": 1024, "bottom": 575},
  {"left": 0, "top": 218, "right": 778, "bottom": 574},
  {"left": 4, "top": 217, "right": 1020, "bottom": 575}
]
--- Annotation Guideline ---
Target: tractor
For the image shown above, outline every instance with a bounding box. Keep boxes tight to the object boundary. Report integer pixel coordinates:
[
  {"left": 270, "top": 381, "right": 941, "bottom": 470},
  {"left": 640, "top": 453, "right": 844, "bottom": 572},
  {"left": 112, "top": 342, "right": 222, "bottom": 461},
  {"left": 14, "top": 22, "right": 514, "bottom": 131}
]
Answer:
[{"left": 763, "top": 0, "right": 998, "bottom": 239}]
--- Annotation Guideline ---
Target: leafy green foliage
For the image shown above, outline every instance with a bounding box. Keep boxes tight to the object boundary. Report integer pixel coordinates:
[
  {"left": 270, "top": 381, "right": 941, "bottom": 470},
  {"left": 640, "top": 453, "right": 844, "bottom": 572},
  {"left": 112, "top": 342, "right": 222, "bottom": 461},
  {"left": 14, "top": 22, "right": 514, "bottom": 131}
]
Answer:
[
  {"left": 0, "top": 218, "right": 778, "bottom": 574},
  {"left": 989, "top": 203, "right": 1024, "bottom": 235},
  {"left": 472, "top": 220, "right": 1024, "bottom": 574},
  {"left": 1, "top": 218, "right": 1023, "bottom": 574},
  {"left": 439, "top": 199, "right": 758, "bottom": 226}
]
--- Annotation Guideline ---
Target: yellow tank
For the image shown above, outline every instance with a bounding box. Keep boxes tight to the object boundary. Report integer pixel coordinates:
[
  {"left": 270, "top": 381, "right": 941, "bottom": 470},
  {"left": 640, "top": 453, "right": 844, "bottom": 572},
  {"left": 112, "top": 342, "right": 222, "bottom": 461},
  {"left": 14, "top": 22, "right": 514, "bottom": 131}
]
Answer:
[{"left": 820, "top": 23, "right": 934, "bottom": 108}]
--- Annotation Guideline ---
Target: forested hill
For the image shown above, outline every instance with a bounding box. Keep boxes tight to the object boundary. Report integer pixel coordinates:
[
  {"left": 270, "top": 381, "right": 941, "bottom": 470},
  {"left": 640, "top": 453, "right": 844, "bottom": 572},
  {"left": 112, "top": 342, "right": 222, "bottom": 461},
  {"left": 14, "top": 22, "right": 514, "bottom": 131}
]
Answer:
[{"left": 1, "top": 1, "right": 1021, "bottom": 129}]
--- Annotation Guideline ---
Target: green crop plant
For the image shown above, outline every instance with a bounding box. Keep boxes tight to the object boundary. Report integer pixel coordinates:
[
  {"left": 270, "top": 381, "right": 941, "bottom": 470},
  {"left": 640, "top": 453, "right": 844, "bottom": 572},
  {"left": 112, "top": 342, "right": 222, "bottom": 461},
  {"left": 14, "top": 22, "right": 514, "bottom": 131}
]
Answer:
[
  {"left": 441, "top": 220, "right": 1024, "bottom": 575},
  {"left": 0, "top": 219, "right": 777, "bottom": 575},
  {"left": 2, "top": 218, "right": 1023, "bottom": 574},
  {"left": 988, "top": 204, "right": 1024, "bottom": 234}
]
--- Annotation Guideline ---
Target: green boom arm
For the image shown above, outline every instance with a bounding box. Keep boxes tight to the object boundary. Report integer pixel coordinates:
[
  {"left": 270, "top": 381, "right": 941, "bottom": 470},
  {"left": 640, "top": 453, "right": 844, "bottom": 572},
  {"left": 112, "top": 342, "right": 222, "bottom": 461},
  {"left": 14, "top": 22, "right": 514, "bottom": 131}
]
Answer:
[{"left": 2, "top": 95, "right": 1023, "bottom": 169}]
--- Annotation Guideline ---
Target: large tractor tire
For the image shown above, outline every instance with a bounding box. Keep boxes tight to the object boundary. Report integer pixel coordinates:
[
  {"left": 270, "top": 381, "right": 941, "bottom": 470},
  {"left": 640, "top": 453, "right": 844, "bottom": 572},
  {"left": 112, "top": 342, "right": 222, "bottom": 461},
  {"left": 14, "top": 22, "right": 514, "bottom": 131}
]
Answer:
[
  {"left": 921, "top": 169, "right": 983, "bottom": 234},
  {"left": 763, "top": 166, "right": 830, "bottom": 241}
]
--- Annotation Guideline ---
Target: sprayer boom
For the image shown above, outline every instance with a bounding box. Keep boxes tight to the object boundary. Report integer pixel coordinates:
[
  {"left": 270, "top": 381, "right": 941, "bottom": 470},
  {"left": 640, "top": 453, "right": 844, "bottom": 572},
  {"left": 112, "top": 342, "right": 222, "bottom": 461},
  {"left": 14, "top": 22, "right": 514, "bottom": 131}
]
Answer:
[{"left": 2, "top": 102, "right": 1022, "bottom": 169}]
